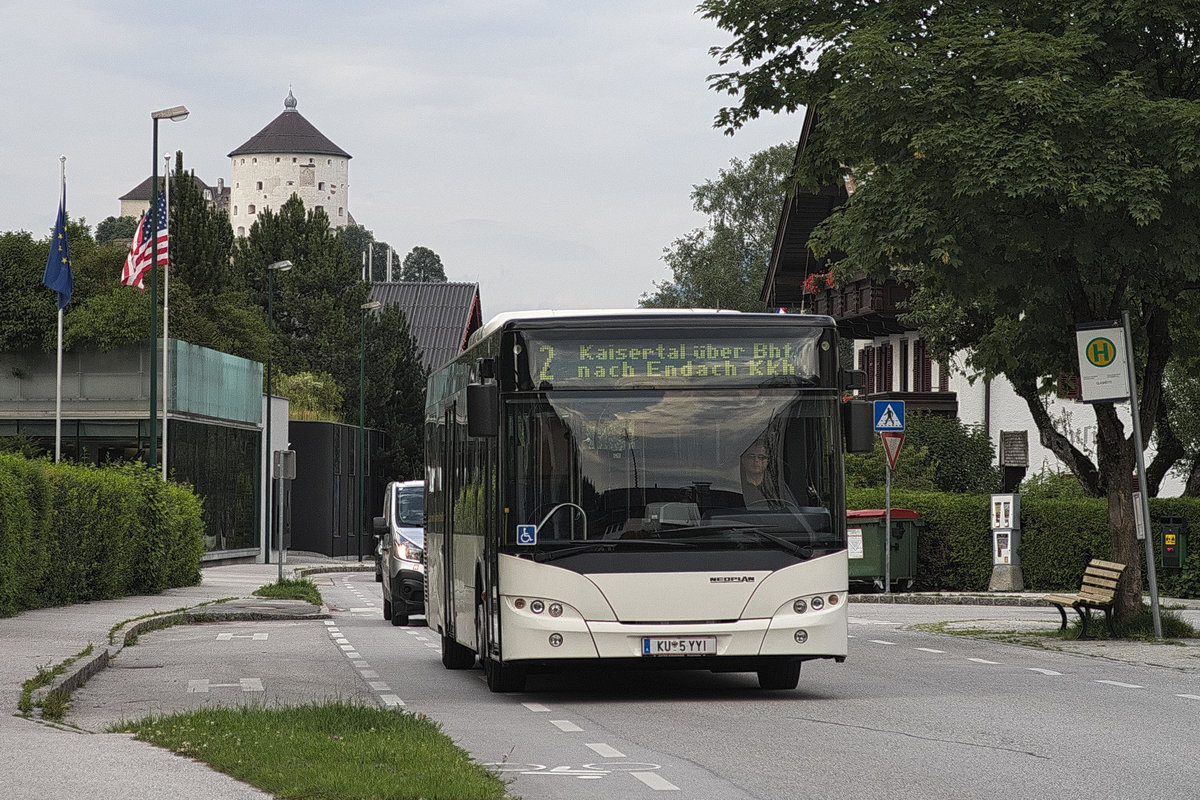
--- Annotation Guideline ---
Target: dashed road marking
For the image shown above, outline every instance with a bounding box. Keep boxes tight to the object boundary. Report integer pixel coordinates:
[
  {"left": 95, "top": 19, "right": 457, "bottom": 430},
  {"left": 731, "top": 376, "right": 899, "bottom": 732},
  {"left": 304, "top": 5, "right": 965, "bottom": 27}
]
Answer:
[
  {"left": 1096, "top": 680, "right": 1143, "bottom": 689},
  {"left": 368, "top": 681, "right": 390, "bottom": 691},
  {"left": 551, "top": 720, "right": 583, "bottom": 732},
  {"left": 339, "top": 644, "right": 356, "bottom": 651},
  {"left": 1177, "top": 694, "right": 1200, "bottom": 700},
  {"left": 523, "top": 702, "right": 551, "bottom": 713},
  {"left": 322, "top": 621, "right": 336, "bottom": 626},
  {"left": 188, "top": 678, "right": 263, "bottom": 693},
  {"left": 1028, "top": 668, "right": 1062, "bottom": 676},
  {"left": 869, "top": 640, "right": 895, "bottom": 646},
  {"left": 360, "top": 670, "right": 379, "bottom": 679},
  {"left": 216, "top": 633, "right": 269, "bottom": 641},
  {"left": 380, "top": 694, "right": 405, "bottom": 707},
  {"left": 967, "top": 658, "right": 1001, "bottom": 665},
  {"left": 915, "top": 647, "right": 945, "bottom": 654},
  {"left": 335, "top": 638, "right": 349, "bottom": 644},
  {"left": 631, "top": 771, "right": 679, "bottom": 791},
  {"left": 586, "top": 743, "right": 625, "bottom": 758}
]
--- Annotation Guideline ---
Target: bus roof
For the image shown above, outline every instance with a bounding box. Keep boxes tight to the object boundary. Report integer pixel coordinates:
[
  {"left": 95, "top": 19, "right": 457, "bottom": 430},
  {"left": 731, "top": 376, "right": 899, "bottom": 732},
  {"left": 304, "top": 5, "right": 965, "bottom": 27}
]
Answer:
[{"left": 467, "top": 308, "right": 835, "bottom": 349}]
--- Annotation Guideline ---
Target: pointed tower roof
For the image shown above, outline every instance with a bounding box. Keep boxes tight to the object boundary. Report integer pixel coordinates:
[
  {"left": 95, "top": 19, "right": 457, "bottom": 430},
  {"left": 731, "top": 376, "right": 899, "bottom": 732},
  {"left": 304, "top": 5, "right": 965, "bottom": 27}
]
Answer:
[{"left": 228, "top": 91, "right": 351, "bottom": 159}]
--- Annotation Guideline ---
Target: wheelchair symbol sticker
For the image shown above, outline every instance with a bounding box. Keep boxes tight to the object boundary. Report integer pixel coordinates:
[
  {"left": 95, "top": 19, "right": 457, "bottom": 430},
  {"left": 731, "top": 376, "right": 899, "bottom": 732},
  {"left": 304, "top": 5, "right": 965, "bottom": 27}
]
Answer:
[{"left": 517, "top": 525, "right": 537, "bottom": 546}]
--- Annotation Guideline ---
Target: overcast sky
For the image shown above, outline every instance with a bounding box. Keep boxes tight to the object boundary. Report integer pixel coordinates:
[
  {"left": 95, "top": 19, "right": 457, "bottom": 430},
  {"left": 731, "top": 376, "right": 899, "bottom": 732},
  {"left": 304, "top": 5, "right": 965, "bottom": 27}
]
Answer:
[{"left": 3, "top": 2, "right": 799, "bottom": 318}]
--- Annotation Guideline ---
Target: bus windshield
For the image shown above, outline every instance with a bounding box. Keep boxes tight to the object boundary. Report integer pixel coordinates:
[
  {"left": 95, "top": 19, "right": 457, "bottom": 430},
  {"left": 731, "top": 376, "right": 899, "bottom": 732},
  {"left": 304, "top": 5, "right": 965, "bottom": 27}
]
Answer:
[{"left": 504, "top": 390, "right": 843, "bottom": 558}]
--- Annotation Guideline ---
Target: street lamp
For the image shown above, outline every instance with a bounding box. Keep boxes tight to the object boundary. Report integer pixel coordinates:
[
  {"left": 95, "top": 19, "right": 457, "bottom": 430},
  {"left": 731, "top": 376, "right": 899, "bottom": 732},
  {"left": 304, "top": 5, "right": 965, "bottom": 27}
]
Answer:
[
  {"left": 265, "top": 259, "right": 292, "bottom": 566},
  {"left": 147, "top": 105, "right": 188, "bottom": 473},
  {"left": 359, "top": 299, "right": 383, "bottom": 562}
]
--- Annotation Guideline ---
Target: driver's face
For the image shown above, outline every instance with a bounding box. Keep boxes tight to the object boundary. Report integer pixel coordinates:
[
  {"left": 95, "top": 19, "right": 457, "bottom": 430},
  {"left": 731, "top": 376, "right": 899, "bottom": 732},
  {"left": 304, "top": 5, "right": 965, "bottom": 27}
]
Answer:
[{"left": 742, "top": 446, "right": 768, "bottom": 479}]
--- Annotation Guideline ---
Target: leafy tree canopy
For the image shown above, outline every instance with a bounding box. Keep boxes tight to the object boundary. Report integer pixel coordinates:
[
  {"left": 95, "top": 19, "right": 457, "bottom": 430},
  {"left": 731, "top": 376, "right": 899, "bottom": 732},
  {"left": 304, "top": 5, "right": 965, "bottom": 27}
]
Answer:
[
  {"left": 399, "top": 246, "right": 447, "bottom": 282},
  {"left": 702, "top": 0, "right": 1200, "bottom": 615},
  {"left": 642, "top": 142, "right": 794, "bottom": 310},
  {"left": 95, "top": 216, "right": 138, "bottom": 245}
]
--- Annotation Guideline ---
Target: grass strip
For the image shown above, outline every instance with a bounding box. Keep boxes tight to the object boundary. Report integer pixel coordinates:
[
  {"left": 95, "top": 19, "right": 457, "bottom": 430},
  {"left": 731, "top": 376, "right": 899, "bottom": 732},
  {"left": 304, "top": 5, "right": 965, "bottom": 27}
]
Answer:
[
  {"left": 113, "top": 702, "right": 509, "bottom": 800},
  {"left": 19, "top": 644, "right": 94, "bottom": 715},
  {"left": 253, "top": 577, "right": 323, "bottom": 606}
]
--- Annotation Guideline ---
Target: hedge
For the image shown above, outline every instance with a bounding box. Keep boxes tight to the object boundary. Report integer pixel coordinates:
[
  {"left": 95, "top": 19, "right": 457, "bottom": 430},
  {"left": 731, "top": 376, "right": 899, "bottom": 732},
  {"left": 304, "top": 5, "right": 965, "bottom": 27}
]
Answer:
[
  {"left": 0, "top": 454, "right": 205, "bottom": 617},
  {"left": 847, "top": 488, "right": 1200, "bottom": 598}
]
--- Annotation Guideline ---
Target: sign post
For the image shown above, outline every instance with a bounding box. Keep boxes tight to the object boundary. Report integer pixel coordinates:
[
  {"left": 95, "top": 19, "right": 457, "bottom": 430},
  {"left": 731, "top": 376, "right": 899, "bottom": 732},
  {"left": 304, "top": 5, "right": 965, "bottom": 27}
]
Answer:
[
  {"left": 874, "top": 401, "right": 905, "bottom": 593},
  {"left": 1075, "top": 316, "right": 1161, "bottom": 639}
]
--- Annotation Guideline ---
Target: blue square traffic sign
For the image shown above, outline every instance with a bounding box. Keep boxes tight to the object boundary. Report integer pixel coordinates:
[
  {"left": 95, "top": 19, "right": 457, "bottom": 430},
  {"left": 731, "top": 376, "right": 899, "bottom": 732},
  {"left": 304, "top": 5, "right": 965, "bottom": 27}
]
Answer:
[
  {"left": 516, "top": 525, "right": 537, "bottom": 546},
  {"left": 873, "top": 400, "right": 905, "bottom": 431}
]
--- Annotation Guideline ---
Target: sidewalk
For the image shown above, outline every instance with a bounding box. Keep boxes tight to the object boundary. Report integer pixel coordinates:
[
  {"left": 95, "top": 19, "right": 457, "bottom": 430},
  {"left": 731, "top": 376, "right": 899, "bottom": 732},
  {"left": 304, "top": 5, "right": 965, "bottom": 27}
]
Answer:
[
  {"left": 850, "top": 590, "right": 1200, "bottom": 671},
  {"left": 0, "top": 555, "right": 359, "bottom": 800},
  {"left": 2, "top": 562, "right": 1197, "bottom": 799}
]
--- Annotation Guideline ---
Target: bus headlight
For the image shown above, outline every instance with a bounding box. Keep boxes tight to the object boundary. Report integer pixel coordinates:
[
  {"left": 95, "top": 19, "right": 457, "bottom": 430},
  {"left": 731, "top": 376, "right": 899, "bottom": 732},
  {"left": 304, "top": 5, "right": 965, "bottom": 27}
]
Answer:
[
  {"left": 810, "top": 596, "right": 824, "bottom": 611},
  {"left": 549, "top": 633, "right": 563, "bottom": 647},
  {"left": 549, "top": 603, "right": 563, "bottom": 617},
  {"left": 794, "top": 630, "right": 809, "bottom": 644},
  {"left": 530, "top": 599, "right": 545, "bottom": 614}
]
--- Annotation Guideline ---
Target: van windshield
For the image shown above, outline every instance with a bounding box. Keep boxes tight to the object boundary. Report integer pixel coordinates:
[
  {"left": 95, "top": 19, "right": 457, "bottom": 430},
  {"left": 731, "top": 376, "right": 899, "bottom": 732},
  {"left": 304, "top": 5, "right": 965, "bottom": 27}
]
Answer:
[{"left": 395, "top": 489, "right": 425, "bottom": 527}]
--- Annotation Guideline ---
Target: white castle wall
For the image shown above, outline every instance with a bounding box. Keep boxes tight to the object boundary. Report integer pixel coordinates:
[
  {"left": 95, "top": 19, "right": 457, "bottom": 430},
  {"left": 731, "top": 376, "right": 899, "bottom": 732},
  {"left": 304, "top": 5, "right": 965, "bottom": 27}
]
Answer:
[{"left": 229, "top": 151, "right": 349, "bottom": 237}]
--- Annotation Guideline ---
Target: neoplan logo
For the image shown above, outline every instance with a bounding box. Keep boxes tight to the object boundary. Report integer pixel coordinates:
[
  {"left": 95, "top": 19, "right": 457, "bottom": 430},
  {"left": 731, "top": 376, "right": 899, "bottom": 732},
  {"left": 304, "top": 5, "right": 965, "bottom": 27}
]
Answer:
[{"left": 710, "top": 576, "right": 756, "bottom": 583}]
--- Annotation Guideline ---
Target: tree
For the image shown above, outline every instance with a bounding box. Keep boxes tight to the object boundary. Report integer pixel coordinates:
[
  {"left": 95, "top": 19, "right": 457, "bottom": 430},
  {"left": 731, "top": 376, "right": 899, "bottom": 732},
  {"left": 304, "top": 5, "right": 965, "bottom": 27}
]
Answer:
[
  {"left": 233, "top": 196, "right": 365, "bottom": 395},
  {"left": 846, "top": 412, "right": 999, "bottom": 494},
  {"left": 702, "top": 0, "right": 1200, "bottom": 619},
  {"left": 95, "top": 216, "right": 138, "bottom": 245},
  {"left": 399, "top": 246, "right": 446, "bottom": 282},
  {"left": 364, "top": 305, "right": 428, "bottom": 479},
  {"left": 338, "top": 225, "right": 406, "bottom": 282},
  {"left": 642, "top": 142, "right": 795, "bottom": 310},
  {"left": 0, "top": 231, "right": 56, "bottom": 351}
]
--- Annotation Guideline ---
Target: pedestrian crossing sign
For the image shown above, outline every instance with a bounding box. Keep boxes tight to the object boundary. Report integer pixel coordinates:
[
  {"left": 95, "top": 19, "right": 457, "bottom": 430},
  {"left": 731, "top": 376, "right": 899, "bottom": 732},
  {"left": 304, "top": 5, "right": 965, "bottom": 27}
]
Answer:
[{"left": 873, "top": 400, "right": 905, "bottom": 431}]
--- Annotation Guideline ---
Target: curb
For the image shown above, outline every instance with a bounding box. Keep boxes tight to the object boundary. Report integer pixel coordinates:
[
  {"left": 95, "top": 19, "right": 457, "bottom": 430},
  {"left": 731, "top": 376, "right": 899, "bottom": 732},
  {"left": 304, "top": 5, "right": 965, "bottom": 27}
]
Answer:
[
  {"left": 849, "top": 593, "right": 1048, "bottom": 607},
  {"left": 24, "top": 566, "right": 376, "bottom": 720}
]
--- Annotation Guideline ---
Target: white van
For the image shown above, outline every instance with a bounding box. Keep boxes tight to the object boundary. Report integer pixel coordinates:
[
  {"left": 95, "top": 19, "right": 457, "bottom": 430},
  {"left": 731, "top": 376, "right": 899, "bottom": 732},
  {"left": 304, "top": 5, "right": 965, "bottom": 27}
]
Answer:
[{"left": 372, "top": 480, "right": 425, "bottom": 626}]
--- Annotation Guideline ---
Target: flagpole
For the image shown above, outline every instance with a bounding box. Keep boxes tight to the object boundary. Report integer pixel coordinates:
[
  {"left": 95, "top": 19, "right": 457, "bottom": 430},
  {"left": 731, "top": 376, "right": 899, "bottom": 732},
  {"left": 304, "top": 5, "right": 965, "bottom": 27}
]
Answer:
[
  {"left": 161, "top": 153, "right": 171, "bottom": 480},
  {"left": 54, "top": 155, "right": 66, "bottom": 463}
]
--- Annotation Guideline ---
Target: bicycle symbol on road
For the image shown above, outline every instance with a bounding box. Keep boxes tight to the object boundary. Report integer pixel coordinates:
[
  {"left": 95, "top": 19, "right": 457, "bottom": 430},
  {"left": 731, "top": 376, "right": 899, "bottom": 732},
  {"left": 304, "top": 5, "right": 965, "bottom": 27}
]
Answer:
[{"left": 483, "top": 761, "right": 662, "bottom": 780}]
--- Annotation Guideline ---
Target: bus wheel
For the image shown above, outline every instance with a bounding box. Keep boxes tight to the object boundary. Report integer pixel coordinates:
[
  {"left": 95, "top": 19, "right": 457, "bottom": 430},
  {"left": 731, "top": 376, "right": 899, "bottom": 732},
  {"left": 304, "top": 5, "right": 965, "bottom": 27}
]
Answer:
[
  {"left": 757, "top": 659, "right": 801, "bottom": 690},
  {"left": 485, "top": 657, "right": 526, "bottom": 693}
]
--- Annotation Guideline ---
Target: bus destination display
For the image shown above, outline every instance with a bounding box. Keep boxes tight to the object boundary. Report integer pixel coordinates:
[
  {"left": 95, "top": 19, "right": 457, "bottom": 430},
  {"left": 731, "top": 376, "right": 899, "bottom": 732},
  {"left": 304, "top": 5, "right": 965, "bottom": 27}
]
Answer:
[{"left": 525, "top": 334, "right": 821, "bottom": 387}]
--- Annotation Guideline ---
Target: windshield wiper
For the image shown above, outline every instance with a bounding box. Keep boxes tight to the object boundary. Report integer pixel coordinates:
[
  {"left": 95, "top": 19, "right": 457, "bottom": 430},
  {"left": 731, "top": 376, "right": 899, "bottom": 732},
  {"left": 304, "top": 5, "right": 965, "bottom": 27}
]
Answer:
[{"left": 531, "top": 538, "right": 695, "bottom": 563}]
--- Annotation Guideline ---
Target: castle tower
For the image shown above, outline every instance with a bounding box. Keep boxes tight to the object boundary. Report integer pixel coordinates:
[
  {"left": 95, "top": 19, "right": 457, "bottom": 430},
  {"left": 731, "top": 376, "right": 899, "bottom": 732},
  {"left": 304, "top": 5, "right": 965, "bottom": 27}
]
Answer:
[{"left": 227, "top": 91, "right": 351, "bottom": 237}]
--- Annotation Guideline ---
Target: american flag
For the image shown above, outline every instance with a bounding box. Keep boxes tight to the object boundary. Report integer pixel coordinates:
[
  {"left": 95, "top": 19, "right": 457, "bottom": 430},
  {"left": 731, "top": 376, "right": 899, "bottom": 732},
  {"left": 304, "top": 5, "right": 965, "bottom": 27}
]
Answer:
[{"left": 122, "top": 193, "right": 168, "bottom": 290}]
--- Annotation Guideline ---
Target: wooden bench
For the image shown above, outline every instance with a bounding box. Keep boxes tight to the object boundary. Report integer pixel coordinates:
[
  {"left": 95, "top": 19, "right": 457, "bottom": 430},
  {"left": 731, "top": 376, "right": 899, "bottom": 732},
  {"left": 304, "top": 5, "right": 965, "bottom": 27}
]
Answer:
[{"left": 1041, "top": 559, "right": 1126, "bottom": 639}]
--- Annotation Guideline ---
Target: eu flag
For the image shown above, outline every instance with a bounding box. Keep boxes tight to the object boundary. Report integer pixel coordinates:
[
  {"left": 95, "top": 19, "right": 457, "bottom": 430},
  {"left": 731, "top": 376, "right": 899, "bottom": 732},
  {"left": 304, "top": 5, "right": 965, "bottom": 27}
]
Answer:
[{"left": 43, "top": 200, "right": 73, "bottom": 310}]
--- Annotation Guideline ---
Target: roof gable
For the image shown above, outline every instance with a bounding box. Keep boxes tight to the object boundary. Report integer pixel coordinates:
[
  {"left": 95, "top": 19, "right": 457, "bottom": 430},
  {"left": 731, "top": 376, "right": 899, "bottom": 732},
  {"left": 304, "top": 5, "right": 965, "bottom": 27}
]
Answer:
[{"left": 369, "top": 282, "right": 483, "bottom": 371}]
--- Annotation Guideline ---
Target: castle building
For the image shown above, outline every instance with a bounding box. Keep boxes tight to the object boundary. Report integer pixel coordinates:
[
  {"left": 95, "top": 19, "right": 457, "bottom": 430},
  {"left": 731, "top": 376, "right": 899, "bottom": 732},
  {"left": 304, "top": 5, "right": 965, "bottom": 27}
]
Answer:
[
  {"left": 227, "top": 91, "right": 352, "bottom": 237},
  {"left": 118, "top": 175, "right": 227, "bottom": 220}
]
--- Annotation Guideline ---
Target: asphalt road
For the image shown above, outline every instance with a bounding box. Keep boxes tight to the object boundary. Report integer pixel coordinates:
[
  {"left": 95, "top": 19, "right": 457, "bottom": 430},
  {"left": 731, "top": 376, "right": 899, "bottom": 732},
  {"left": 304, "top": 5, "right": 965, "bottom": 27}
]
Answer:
[{"left": 66, "top": 572, "right": 1200, "bottom": 799}]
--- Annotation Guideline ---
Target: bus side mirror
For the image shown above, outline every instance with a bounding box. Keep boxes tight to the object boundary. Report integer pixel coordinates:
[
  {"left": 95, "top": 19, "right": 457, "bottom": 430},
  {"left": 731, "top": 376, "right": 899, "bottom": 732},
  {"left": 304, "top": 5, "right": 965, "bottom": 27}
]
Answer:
[
  {"left": 466, "top": 382, "right": 499, "bottom": 437},
  {"left": 843, "top": 400, "right": 875, "bottom": 453}
]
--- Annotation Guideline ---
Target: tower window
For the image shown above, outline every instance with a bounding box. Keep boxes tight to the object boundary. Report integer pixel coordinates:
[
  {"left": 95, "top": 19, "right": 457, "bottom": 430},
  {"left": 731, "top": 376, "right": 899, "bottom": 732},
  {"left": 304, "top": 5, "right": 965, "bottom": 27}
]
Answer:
[
  {"left": 256, "top": 181, "right": 263, "bottom": 190},
  {"left": 248, "top": 204, "right": 256, "bottom": 215}
]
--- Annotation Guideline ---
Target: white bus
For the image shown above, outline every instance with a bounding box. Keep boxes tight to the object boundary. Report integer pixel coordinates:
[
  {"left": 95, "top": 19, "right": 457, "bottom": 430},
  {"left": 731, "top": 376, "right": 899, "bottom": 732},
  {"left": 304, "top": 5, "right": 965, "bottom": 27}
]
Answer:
[{"left": 425, "top": 310, "right": 873, "bottom": 692}]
